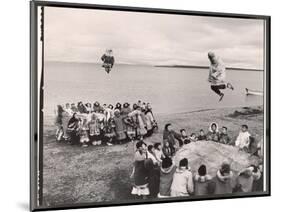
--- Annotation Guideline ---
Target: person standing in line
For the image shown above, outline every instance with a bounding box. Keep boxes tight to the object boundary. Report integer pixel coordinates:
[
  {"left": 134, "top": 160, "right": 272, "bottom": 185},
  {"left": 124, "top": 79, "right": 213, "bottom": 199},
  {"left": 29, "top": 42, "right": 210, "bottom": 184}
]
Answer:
[
  {"left": 113, "top": 110, "right": 127, "bottom": 144},
  {"left": 170, "top": 158, "right": 194, "bottom": 197},
  {"left": 233, "top": 166, "right": 260, "bottom": 193},
  {"left": 131, "top": 141, "right": 150, "bottom": 199},
  {"left": 213, "top": 162, "right": 234, "bottom": 194},
  {"left": 67, "top": 113, "right": 81, "bottom": 145},
  {"left": 145, "top": 152, "right": 160, "bottom": 198},
  {"left": 158, "top": 157, "right": 177, "bottom": 198},
  {"left": 194, "top": 165, "right": 213, "bottom": 196}
]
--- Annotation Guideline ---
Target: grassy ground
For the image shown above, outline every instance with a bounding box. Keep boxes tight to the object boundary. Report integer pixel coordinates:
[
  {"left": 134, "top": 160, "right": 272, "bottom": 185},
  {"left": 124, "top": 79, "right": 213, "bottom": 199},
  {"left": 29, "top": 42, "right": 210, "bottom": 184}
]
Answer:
[{"left": 42, "top": 106, "right": 263, "bottom": 207}]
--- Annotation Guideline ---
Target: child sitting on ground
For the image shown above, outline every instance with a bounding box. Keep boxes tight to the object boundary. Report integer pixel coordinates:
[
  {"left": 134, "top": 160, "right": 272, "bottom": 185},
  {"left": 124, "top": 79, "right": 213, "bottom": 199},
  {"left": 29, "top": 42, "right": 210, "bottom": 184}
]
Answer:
[
  {"left": 170, "top": 158, "right": 194, "bottom": 197},
  {"left": 162, "top": 140, "right": 173, "bottom": 158},
  {"left": 189, "top": 133, "right": 198, "bottom": 142},
  {"left": 219, "top": 126, "right": 231, "bottom": 145},
  {"left": 206, "top": 122, "right": 220, "bottom": 142},
  {"left": 180, "top": 129, "right": 189, "bottom": 147},
  {"left": 197, "top": 129, "right": 207, "bottom": 141},
  {"left": 235, "top": 124, "right": 251, "bottom": 151}
]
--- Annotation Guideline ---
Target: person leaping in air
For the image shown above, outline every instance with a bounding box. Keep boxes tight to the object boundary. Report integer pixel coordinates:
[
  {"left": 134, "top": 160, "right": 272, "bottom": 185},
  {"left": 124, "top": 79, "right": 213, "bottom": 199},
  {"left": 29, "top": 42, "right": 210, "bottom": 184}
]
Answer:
[
  {"left": 101, "top": 49, "right": 115, "bottom": 74},
  {"left": 207, "top": 51, "right": 234, "bottom": 101}
]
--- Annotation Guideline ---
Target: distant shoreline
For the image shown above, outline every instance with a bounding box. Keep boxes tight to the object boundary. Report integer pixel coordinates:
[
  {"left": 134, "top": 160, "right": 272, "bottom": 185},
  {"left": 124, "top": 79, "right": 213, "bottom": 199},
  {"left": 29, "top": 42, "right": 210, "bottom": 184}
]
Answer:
[
  {"left": 46, "top": 61, "right": 263, "bottom": 72},
  {"left": 154, "top": 65, "right": 263, "bottom": 72}
]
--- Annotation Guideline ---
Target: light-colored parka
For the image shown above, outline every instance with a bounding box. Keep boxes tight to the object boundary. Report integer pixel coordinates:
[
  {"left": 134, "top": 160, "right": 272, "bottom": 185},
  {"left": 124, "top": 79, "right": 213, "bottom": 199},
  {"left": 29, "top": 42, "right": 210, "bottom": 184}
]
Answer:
[{"left": 208, "top": 57, "right": 226, "bottom": 85}]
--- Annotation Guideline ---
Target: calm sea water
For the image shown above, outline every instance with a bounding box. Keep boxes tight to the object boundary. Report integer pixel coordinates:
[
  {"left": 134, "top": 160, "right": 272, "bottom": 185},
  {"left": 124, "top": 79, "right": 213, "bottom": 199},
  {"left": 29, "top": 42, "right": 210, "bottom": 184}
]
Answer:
[{"left": 44, "top": 61, "right": 263, "bottom": 116}]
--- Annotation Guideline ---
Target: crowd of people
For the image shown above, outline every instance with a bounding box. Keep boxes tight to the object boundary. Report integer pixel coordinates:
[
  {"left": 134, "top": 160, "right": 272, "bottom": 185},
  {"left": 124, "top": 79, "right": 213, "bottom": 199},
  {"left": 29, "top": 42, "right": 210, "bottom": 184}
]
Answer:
[
  {"left": 161, "top": 122, "right": 263, "bottom": 156},
  {"left": 54, "top": 100, "right": 158, "bottom": 147},
  {"left": 131, "top": 122, "right": 264, "bottom": 199},
  {"left": 54, "top": 100, "right": 263, "bottom": 199}
]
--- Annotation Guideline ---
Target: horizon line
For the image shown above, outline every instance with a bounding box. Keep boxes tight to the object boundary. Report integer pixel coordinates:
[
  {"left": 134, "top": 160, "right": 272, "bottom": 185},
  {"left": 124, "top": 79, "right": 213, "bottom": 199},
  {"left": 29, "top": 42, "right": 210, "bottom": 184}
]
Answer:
[{"left": 45, "top": 60, "right": 263, "bottom": 71}]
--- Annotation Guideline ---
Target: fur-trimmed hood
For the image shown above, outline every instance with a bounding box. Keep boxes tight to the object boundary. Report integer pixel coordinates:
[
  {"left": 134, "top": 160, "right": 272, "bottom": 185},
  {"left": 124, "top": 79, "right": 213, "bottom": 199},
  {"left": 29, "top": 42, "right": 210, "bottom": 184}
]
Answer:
[
  {"left": 216, "top": 170, "right": 233, "bottom": 183},
  {"left": 175, "top": 166, "right": 191, "bottom": 174},
  {"left": 160, "top": 163, "right": 175, "bottom": 174},
  {"left": 209, "top": 122, "right": 219, "bottom": 133},
  {"left": 194, "top": 174, "right": 212, "bottom": 183}
]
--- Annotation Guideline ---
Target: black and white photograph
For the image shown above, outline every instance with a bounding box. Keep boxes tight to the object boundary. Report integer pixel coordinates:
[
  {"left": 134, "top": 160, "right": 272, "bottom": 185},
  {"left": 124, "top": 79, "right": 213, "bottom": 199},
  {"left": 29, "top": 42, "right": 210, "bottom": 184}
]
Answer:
[{"left": 30, "top": 1, "right": 270, "bottom": 211}]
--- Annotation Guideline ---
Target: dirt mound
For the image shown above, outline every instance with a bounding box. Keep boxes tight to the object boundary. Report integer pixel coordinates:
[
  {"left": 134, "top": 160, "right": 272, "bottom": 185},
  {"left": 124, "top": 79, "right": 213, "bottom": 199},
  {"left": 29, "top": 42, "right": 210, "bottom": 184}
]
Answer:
[
  {"left": 174, "top": 141, "right": 260, "bottom": 177},
  {"left": 228, "top": 106, "right": 263, "bottom": 118}
]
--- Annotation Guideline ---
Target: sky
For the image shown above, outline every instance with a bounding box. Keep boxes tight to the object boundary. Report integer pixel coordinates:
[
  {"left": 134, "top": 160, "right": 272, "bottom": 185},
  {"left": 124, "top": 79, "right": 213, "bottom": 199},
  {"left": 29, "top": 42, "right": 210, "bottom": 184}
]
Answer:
[{"left": 44, "top": 6, "right": 265, "bottom": 69}]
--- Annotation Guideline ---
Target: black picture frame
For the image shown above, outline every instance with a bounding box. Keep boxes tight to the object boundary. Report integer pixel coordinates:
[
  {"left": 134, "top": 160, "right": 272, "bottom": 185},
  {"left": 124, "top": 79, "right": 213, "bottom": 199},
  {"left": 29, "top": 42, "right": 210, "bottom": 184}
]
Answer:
[{"left": 30, "top": 1, "right": 271, "bottom": 211}]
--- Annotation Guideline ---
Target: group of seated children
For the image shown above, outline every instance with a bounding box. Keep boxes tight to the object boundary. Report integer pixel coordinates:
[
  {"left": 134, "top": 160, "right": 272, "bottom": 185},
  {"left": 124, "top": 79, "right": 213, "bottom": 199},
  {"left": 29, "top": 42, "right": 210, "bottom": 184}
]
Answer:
[
  {"left": 131, "top": 141, "right": 263, "bottom": 199},
  {"left": 162, "top": 122, "right": 262, "bottom": 156},
  {"left": 54, "top": 100, "right": 158, "bottom": 147}
]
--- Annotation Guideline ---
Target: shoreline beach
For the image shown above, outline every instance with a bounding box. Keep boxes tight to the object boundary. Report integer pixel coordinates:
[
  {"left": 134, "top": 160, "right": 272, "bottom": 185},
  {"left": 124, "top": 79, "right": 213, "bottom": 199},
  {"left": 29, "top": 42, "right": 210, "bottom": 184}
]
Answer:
[{"left": 42, "top": 105, "right": 263, "bottom": 206}]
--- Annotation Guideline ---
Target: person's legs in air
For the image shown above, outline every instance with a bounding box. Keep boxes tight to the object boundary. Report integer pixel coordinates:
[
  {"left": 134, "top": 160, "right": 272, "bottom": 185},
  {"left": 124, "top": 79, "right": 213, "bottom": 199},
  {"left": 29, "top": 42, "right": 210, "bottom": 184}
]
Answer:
[{"left": 210, "top": 84, "right": 226, "bottom": 101}]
